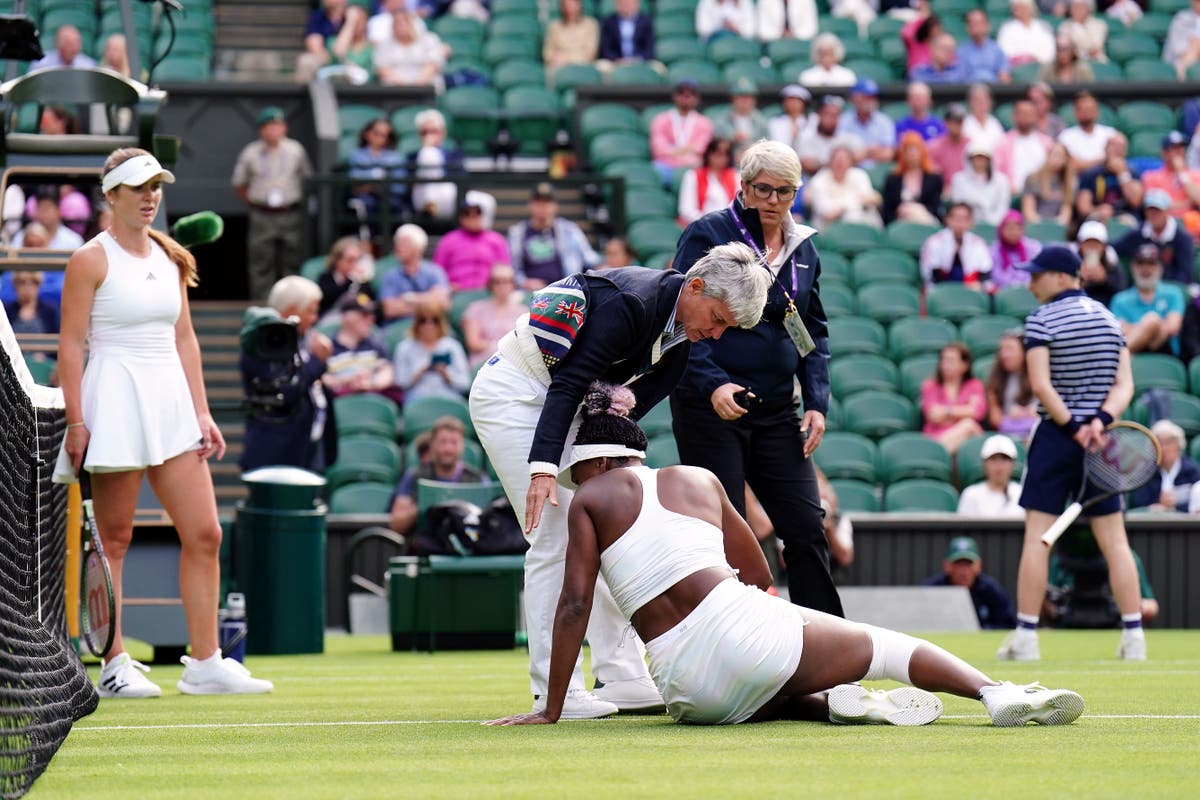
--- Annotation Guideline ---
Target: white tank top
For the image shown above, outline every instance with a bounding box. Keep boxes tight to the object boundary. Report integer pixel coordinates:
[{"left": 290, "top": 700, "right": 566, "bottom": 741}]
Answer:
[
  {"left": 90, "top": 230, "right": 181, "bottom": 362},
  {"left": 600, "top": 466, "right": 731, "bottom": 618}
]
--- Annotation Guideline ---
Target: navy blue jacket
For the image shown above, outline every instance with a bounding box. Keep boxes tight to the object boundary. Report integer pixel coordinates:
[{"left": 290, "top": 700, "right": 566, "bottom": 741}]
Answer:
[
  {"left": 1113, "top": 225, "right": 1195, "bottom": 286},
  {"left": 530, "top": 267, "right": 687, "bottom": 466},
  {"left": 598, "top": 14, "right": 655, "bottom": 62},
  {"left": 239, "top": 349, "right": 338, "bottom": 473},
  {"left": 1129, "top": 455, "right": 1200, "bottom": 512},
  {"left": 923, "top": 572, "right": 1017, "bottom": 630},
  {"left": 671, "top": 198, "right": 830, "bottom": 413}
]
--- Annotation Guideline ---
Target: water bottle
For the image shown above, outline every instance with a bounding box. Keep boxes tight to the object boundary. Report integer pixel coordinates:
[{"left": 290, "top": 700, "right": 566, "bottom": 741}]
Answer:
[{"left": 219, "top": 592, "right": 248, "bottom": 663}]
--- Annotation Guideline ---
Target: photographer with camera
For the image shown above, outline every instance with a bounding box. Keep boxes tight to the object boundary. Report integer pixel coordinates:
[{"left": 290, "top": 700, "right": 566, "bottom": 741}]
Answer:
[{"left": 239, "top": 275, "right": 338, "bottom": 474}]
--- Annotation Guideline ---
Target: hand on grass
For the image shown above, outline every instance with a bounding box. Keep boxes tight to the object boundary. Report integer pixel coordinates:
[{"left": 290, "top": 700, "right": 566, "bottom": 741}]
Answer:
[{"left": 482, "top": 712, "right": 556, "bottom": 726}]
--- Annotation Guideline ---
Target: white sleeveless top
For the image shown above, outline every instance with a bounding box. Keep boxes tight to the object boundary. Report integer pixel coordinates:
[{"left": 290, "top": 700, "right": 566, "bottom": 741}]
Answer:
[
  {"left": 54, "top": 231, "right": 201, "bottom": 480},
  {"left": 600, "top": 466, "right": 732, "bottom": 618}
]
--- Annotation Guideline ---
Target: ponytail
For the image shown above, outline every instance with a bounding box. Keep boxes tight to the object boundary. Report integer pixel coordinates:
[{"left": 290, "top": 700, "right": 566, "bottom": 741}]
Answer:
[{"left": 148, "top": 227, "right": 199, "bottom": 287}]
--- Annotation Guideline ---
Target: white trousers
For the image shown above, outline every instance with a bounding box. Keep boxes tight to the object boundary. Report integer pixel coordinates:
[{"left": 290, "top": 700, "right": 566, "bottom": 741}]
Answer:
[{"left": 469, "top": 355, "right": 650, "bottom": 696}]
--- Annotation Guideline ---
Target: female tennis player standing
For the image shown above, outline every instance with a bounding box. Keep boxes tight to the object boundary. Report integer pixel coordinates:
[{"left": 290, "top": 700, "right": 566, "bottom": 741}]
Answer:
[
  {"left": 56, "top": 148, "right": 272, "bottom": 697},
  {"left": 996, "top": 246, "right": 1145, "bottom": 662}
]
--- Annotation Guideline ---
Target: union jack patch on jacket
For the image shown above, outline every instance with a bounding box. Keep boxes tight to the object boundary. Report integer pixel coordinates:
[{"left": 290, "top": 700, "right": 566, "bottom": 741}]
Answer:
[{"left": 528, "top": 274, "right": 588, "bottom": 371}]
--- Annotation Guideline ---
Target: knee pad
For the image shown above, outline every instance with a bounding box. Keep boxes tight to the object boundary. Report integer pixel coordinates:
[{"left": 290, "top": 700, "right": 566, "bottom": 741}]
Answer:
[{"left": 861, "top": 625, "right": 921, "bottom": 685}]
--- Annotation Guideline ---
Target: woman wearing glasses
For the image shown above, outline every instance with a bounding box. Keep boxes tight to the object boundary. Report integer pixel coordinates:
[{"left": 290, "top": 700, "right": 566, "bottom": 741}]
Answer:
[{"left": 670, "top": 138, "right": 843, "bottom": 616}]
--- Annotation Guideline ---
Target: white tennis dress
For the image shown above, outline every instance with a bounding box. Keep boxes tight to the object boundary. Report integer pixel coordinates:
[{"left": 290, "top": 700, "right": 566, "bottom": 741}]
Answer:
[{"left": 53, "top": 231, "right": 201, "bottom": 481}]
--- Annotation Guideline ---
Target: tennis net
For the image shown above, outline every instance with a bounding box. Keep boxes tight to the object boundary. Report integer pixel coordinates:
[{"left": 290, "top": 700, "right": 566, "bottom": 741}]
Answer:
[{"left": 0, "top": 310, "right": 97, "bottom": 799}]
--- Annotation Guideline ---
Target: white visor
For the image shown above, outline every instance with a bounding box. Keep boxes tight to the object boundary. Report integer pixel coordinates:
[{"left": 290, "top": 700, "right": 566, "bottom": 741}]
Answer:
[
  {"left": 101, "top": 155, "right": 176, "bottom": 193},
  {"left": 557, "top": 444, "right": 647, "bottom": 490}
]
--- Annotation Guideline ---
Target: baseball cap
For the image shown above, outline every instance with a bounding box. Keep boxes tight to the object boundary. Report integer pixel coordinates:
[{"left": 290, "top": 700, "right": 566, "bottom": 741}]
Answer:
[
  {"left": 1144, "top": 188, "right": 1172, "bottom": 210},
  {"left": 944, "top": 103, "right": 967, "bottom": 121},
  {"left": 945, "top": 536, "right": 981, "bottom": 563},
  {"left": 981, "top": 434, "right": 1018, "bottom": 460},
  {"left": 1162, "top": 130, "right": 1188, "bottom": 148},
  {"left": 336, "top": 291, "right": 376, "bottom": 315},
  {"left": 1019, "top": 244, "right": 1080, "bottom": 276},
  {"left": 821, "top": 95, "right": 846, "bottom": 109},
  {"left": 530, "top": 181, "right": 556, "bottom": 201},
  {"left": 966, "top": 140, "right": 992, "bottom": 158},
  {"left": 1134, "top": 242, "right": 1161, "bottom": 263},
  {"left": 781, "top": 84, "right": 811, "bottom": 102},
  {"left": 730, "top": 77, "right": 757, "bottom": 96},
  {"left": 257, "top": 106, "right": 286, "bottom": 127},
  {"left": 673, "top": 78, "right": 699, "bottom": 93},
  {"left": 851, "top": 77, "right": 879, "bottom": 96},
  {"left": 1076, "top": 219, "right": 1108, "bottom": 244},
  {"left": 100, "top": 153, "right": 176, "bottom": 193}
]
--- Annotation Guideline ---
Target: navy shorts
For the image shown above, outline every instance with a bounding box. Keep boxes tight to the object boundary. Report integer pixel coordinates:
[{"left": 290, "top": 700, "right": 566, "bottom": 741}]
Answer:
[{"left": 1019, "top": 419, "right": 1123, "bottom": 517}]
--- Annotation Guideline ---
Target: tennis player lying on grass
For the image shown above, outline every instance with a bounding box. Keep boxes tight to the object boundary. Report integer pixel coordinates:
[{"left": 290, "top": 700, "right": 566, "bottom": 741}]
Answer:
[{"left": 487, "top": 384, "right": 1084, "bottom": 728}]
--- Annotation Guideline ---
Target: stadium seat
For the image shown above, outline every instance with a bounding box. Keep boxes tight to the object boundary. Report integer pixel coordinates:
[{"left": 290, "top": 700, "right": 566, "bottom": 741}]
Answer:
[
  {"left": 1130, "top": 130, "right": 1171, "bottom": 160},
  {"left": 624, "top": 187, "right": 677, "bottom": 220},
  {"left": 766, "top": 38, "right": 810, "bottom": 64},
  {"left": 403, "top": 396, "right": 473, "bottom": 441},
  {"left": 552, "top": 63, "right": 603, "bottom": 97},
  {"left": 877, "top": 432, "right": 952, "bottom": 483},
  {"left": 813, "top": 432, "right": 879, "bottom": 483},
  {"left": 431, "top": 15, "right": 486, "bottom": 42},
  {"left": 841, "top": 390, "right": 919, "bottom": 440},
  {"left": 1129, "top": 12, "right": 1173, "bottom": 39},
  {"left": 492, "top": 59, "right": 545, "bottom": 92},
  {"left": 899, "top": 353, "right": 940, "bottom": 400},
  {"left": 1130, "top": 390, "right": 1200, "bottom": 438},
  {"left": 481, "top": 35, "right": 531, "bottom": 65},
  {"left": 339, "top": 104, "right": 385, "bottom": 138},
  {"left": 384, "top": 319, "right": 415, "bottom": 354},
  {"left": 325, "top": 436, "right": 403, "bottom": 492},
  {"left": 639, "top": 103, "right": 674, "bottom": 132},
  {"left": 588, "top": 130, "right": 650, "bottom": 169},
  {"left": 655, "top": 36, "right": 701, "bottom": 65},
  {"left": 1132, "top": 353, "right": 1189, "bottom": 394},
  {"left": 1118, "top": 101, "right": 1178, "bottom": 137},
  {"left": 993, "top": 286, "right": 1039, "bottom": 319},
  {"left": 645, "top": 433, "right": 680, "bottom": 468},
  {"left": 707, "top": 36, "right": 762, "bottom": 66},
  {"left": 334, "top": 394, "right": 399, "bottom": 440},
  {"left": 884, "top": 479, "right": 959, "bottom": 512},
  {"left": 329, "top": 481, "right": 395, "bottom": 514},
  {"left": 491, "top": 0, "right": 539, "bottom": 16},
  {"left": 1121, "top": 58, "right": 1175, "bottom": 82},
  {"left": 850, "top": 250, "right": 920, "bottom": 288},
  {"left": 925, "top": 284, "right": 991, "bottom": 324},
  {"left": 827, "top": 317, "right": 887, "bottom": 357},
  {"left": 776, "top": 58, "right": 810, "bottom": 83},
  {"left": 844, "top": 58, "right": 896, "bottom": 83},
  {"left": 22, "top": 355, "right": 52, "bottom": 386},
  {"left": 723, "top": 61, "right": 779, "bottom": 84},
  {"left": 608, "top": 62, "right": 665, "bottom": 85},
  {"left": 956, "top": 433, "right": 1026, "bottom": 490},
  {"left": 830, "top": 353, "right": 899, "bottom": 398},
  {"left": 580, "top": 103, "right": 641, "bottom": 138},
  {"left": 820, "top": 222, "right": 883, "bottom": 255},
  {"left": 829, "top": 479, "right": 880, "bottom": 512},
  {"left": 884, "top": 221, "right": 940, "bottom": 256},
  {"left": 1106, "top": 31, "right": 1160, "bottom": 64},
  {"left": 667, "top": 59, "right": 722, "bottom": 85},
  {"left": 489, "top": 15, "right": 542, "bottom": 41},
  {"left": 638, "top": 401, "right": 673, "bottom": 438},
  {"left": 888, "top": 317, "right": 959, "bottom": 361},
  {"left": 818, "top": 251, "right": 852, "bottom": 285},
  {"left": 1011, "top": 62, "right": 1040, "bottom": 83},
  {"left": 816, "top": 15, "right": 858, "bottom": 41},
  {"left": 503, "top": 86, "right": 561, "bottom": 154},
  {"left": 439, "top": 86, "right": 500, "bottom": 156},
  {"left": 1189, "top": 356, "right": 1200, "bottom": 394},
  {"left": 627, "top": 219, "right": 682, "bottom": 259},
  {"left": 654, "top": 14, "right": 697, "bottom": 39},
  {"left": 959, "top": 315, "right": 1023, "bottom": 358},
  {"left": 868, "top": 15, "right": 905, "bottom": 39},
  {"left": 972, "top": 222, "right": 997, "bottom": 243},
  {"left": 1023, "top": 220, "right": 1067, "bottom": 244},
  {"left": 856, "top": 283, "right": 921, "bottom": 324},
  {"left": 821, "top": 281, "right": 857, "bottom": 317},
  {"left": 604, "top": 160, "right": 665, "bottom": 189}
]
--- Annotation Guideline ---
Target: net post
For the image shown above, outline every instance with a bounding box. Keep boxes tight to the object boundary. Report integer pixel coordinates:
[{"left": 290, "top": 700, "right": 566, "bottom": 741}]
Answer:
[{"left": 66, "top": 482, "right": 81, "bottom": 640}]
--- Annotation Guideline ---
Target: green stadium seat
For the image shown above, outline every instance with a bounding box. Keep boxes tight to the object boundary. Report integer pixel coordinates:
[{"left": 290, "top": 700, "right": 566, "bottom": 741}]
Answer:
[
  {"left": 481, "top": 36, "right": 531, "bottom": 65},
  {"left": 384, "top": 319, "right": 415, "bottom": 354},
  {"left": 552, "top": 63, "right": 602, "bottom": 95},
  {"left": 492, "top": 59, "right": 545, "bottom": 92},
  {"left": 638, "top": 401, "right": 673, "bottom": 438},
  {"left": 898, "top": 353, "right": 941, "bottom": 400},
  {"left": 868, "top": 15, "right": 905, "bottom": 39},
  {"left": 994, "top": 286, "right": 1038, "bottom": 319},
  {"left": 654, "top": 14, "right": 697, "bottom": 39},
  {"left": 972, "top": 222, "right": 997, "bottom": 243},
  {"left": 581, "top": 103, "right": 642, "bottom": 138},
  {"left": 431, "top": 15, "right": 486, "bottom": 42},
  {"left": 1089, "top": 60, "right": 1124, "bottom": 81},
  {"left": 1023, "top": 220, "right": 1067, "bottom": 244},
  {"left": 627, "top": 219, "right": 682, "bottom": 258},
  {"left": 878, "top": 38, "right": 907, "bottom": 72},
  {"left": 416, "top": 479, "right": 501, "bottom": 516},
  {"left": 1132, "top": 353, "right": 1189, "bottom": 394},
  {"left": 829, "top": 479, "right": 880, "bottom": 512},
  {"left": 668, "top": 59, "right": 723, "bottom": 86},
  {"left": 329, "top": 481, "right": 395, "bottom": 514},
  {"left": 158, "top": 31, "right": 213, "bottom": 58},
  {"left": 883, "top": 221, "right": 939, "bottom": 256},
  {"left": 829, "top": 353, "right": 899, "bottom": 398},
  {"left": 850, "top": 250, "right": 919, "bottom": 288},
  {"left": 334, "top": 394, "right": 399, "bottom": 440},
  {"left": 1130, "top": 130, "right": 1171, "bottom": 159},
  {"left": 959, "top": 315, "right": 1023, "bottom": 358},
  {"left": 642, "top": 251, "right": 674, "bottom": 270},
  {"left": 645, "top": 433, "right": 680, "bottom": 468},
  {"left": 656, "top": 0, "right": 699, "bottom": 15},
  {"left": 42, "top": 7, "right": 96, "bottom": 39},
  {"left": 842, "top": 390, "right": 919, "bottom": 440},
  {"left": 884, "top": 479, "right": 959, "bottom": 512},
  {"left": 820, "top": 221, "right": 884, "bottom": 255},
  {"left": 655, "top": 37, "right": 701, "bottom": 67},
  {"left": 818, "top": 251, "right": 852, "bottom": 285},
  {"left": 490, "top": 15, "right": 542, "bottom": 41},
  {"left": 817, "top": 15, "right": 859, "bottom": 41},
  {"left": 707, "top": 36, "right": 762, "bottom": 65},
  {"left": 925, "top": 284, "right": 991, "bottom": 324},
  {"left": 588, "top": 130, "right": 650, "bottom": 169},
  {"left": 822, "top": 281, "right": 858, "bottom": 317},
  {"left": 722, "top": 60, "right": 779, "bottom": 84},
  {"left": 491, "top": 0, "right": 540, "bottom": 15},
  {"left": 888, "top": 316, "right": 959, "bottom": 361},
  {"left": 856, "top": 283, "right": 921, "bottom": 324},
  {"left": 1129, "top": 12, "right": 1173, "bottom": 39},
  {"left": 608, "top": 62, "right": 666, "bottom": 85},
  {"left": 766, "top": 37, "right": 810, "bottom": 64},
  {"left": 825, "top": 395, "right": 843, "bottom": 431},
  {"left": 814, "top": 432, "right": 879, "bottom": 483},
  {"left": 390, "top": 105, "right": 434, "bottom": 136},
  {"left": 325, "top": 436, "right": 403, "bottom": 492},
  {"left": 604, "top": 160, "right": 665, "bottom": 189},
  {"left": 503, "top": 86, "right": 561, "bottom": 154},
  {"left": 1122, "top": 58, "right": 1176, "bottom": 82},
  {"left": 844, "top": 58, "right": 896, "bottom": 83},
  {"left": 1190, "top": 356, "right": 1200, "bottom": 393},
  {"left": 1118, "top": 102, "right": 1178, "bottom": 137},
  {"left": 625, "top": 187, "right": 677, "bottom": 220},
  {"left": 776, "top": 58, "right": 810, "bottom": 82},
  {"left": 877, "top": 432, "right": 952, "bottom": 483},
  {"left": 403, "top": 396, "right": 473, "bottom": 441},
  {"left": 827, "top": 317, "right": 887, "bottom": 357},
  {"left": 152, "top": 55, "right": 213, "bottom": 82},
  {"left": 440, "top": 86, "right": 500, "bottom": 155},
  {"left": 1130, "top": 390, "right": 1200, "bottom": 438},
  {"left": 640, "top": 103, "right": 674, "bottom": 131},
  {"left": 22, "top": 355, "right": 53, "bottom": 386},
  {"left": 339, "top": 104, "right": 385, "bottom": 138},
  {"left": 1011, "top": 62, "right": 1041, "bottom": 83},
  {"left": 956, "top": 434, "right": 1027, "bottom": 490},
  {"left": 1106, "top": 31, "right": 1161, "bottom": 64}
]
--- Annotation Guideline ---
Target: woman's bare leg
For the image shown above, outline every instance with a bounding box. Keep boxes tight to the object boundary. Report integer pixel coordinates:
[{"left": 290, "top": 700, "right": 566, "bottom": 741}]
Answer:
[{"left": 90, "top": 469, "right": 145, "bottom": 659}]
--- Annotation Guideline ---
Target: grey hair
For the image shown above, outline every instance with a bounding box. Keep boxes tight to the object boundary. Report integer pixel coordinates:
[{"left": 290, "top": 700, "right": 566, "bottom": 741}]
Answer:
[
  {"left": 267, "top": 275, "right": 322, "bottom": 313},
  {"left": 394, "top": 222, "right": 428, "bottom": 253},
  {"left": 1151, "top": 419, "right": 1186, "bottom": 447},
  {"left": 414, "top": 108, "right": 445, "bottom": 131},
  {"left": 685, "top": 242, "right": 772, "bottom": 329},
  {"left": 738, "top": 139, "right": 803, "bottom": 188},
  {"left": 812, "top": 32, "right": 844, "bottom": 62}
]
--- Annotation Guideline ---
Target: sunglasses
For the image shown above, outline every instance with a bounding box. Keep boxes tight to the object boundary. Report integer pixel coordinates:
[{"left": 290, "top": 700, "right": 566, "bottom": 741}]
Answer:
[
  {"left": 415, "top": 317, "right": 439, "bottom": 324},
  {"left": 748, "top": 182, "right": 798, "bottom": 201}
]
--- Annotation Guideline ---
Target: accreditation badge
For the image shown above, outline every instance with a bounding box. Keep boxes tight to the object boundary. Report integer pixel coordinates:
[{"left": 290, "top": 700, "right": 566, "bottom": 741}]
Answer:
[{"left": 783, "top": 302, "right": 816, "bottom": 357}]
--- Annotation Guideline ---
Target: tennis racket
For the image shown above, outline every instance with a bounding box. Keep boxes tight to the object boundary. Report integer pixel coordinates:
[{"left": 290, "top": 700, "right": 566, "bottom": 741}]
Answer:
[
  {"left": 78, "top": 469, "right": 116, "bottom": 658},
  {"left": 1040, "top": 421, "right": 1162, "bottom": 548}
]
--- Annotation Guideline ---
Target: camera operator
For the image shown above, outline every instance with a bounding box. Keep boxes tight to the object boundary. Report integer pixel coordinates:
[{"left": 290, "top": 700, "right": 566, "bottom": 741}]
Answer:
[{"left": 239, "top": 275, "right": 338, "bottom": 473}]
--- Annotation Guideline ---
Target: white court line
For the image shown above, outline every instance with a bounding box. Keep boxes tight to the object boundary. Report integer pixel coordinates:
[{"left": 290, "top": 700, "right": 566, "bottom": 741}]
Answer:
[{"left": 71, "top": 714, "right": 1200, "bottom": 732}]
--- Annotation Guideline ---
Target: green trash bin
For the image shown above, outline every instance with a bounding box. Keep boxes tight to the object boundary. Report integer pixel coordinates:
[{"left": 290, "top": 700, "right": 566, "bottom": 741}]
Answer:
[{"left": 235, "top": 466, "right": 327, "bottom": 655}]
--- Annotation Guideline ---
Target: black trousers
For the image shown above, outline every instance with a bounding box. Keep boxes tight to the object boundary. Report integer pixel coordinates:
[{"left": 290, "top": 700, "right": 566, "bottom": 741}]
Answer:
[{"left": 670, "top": 393, "right": 845, "bottom": 617}]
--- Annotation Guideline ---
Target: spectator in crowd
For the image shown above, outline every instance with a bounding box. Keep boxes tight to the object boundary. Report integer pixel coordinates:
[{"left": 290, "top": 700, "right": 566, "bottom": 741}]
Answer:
[
  {"left": 882, "top": 132, "right": 943, "bottom": 226},
  {"left": 910, "top": 32, "right": 969, "bottom": 83},
  {"left": 713, "top": 79, "right": 770, "bottom": 150},
  {"left": 1071, "top": 219, "right": 1126, "bottom": 306},
  {"left": 1058, "top": 92, "right": 1115, "bottom": 172},
  {"left": 322, "top": 5, "right": 373, "bottom": 84},
  {"left": 957, "top": 8, "right": 1011, "bottom": 83},
  {"left": 989, "top": 210, "right": 1041, "bottom": 291},
  {"left": 597, "top": 0, "right": 656, "bottom": 69},
  {"left": 831, "top": 0, "right": 877, "bottom": 39},
  {"left": 1105, "top": 0, "right": 1143, "bottom": 27},
  {"left": 1021, "top": 143, "right": 1076, "bottom": 226},
  {"left": 58, "top": 187, "right": 90, "bottom": 239},
  {"left": 1140, "top": 131, "right": 1200, "bottom": 238},
  {"left": 950, "top": 142, "right": 1011, "bottom": 226},
  {"left": 507, "top": 182, "right": 602, "bottom": 290},
  {"left": 959, "top": 438, "right": 1023, "bottom": 517},
  {"left": 392, "top": 302, "right": 471, "bottom": 403},
  {"left": 695, "top": 0, "right": 757, "bottom": 41},
  {"left": 901, "top": 2, "right": 941, "bottom": 73},
  {"left": 1040, "top": 32, "right": 1095, "bottom": 83},
  {"left": 997, "top": 0, "right": 1056, "bottom": 65},
  {"left": 461, "top": 264, "right": 526, "bottom": 368},
  {"left": 1110, "top": 243, "right": 1185, "bottom": 355},
  {"left": 894, "top": 83, "right": 945, "bottom": 143},
  {"left": 378, "top": 223, "right": 450, "bottom": 326},
  {"left": 366, "top": 0, "right": 410, "bottom": 46},
  {"left": 99, "top": 33, "right": 132, "bottom": 79},
  {"left": 232, "top": 106, "right": 312, "bottom": 300},
  {"left": 323, "top": 292, "right": 398, "bottom": 401},
  {"left": 1129, "top": 420, "right": 1200, "bottom": 512},
  {"left": 1059, "top": 0, "right": 1108, "bottom": 63},
  {"left": 316, "top": 236, "right": 376, "bottom": 317},
  {"left": 806, "top": 144, "right": 883, "bottom": 228},
  {"left": 920, "top": 202, "right": 992, "bottom": 288},
  {"left": 678, "top": 138, "right": 739, "bottom": 226},
  {"left": 388, "top": 416, "right": 486, "bottom": 537},
  {"left": 543, "top": 0, "right": 600, "bottom": 78},
  {"left": 920, "top": 342, "right": 986, "bottom": 456},
  {"left": 649, "top": 79, "right": 714, "bottom": 186},
  {"left": 923, "top": 536, "right": 1017, "bottom": 630},
  {"left": 602, "top": 236, "right": 637, "bottom": 268},
  {"left": 797, "top": 96, "right": 861, "bottom": 176},
  {"left": 757, "top": 0, "right": 818, "bottom": 41},
  {"left": 3, "top": 271, "right": 59, "bottom": 335},
  {"left": 768, "top": 84, "right": 812, "bottom": 154},
  {"left": 346, "top": 117, "right": 406, "bottom": 216},
  {"left": 296, "top": 0, "right": 362, "bottom": 83},
  {"left": 407, "top": 109, "right": 463, "bottom": 220},
  {"left": 986, "top": 330, "right": 1039, "bottom": 438},
  {"left": 927, "top": 103, "right": 970, "bottom": 188},
  {"left": 798, "top": 33, "right": 857, "bottom": 87},
  {"left": 994, "top": 100, "right": 1052, "bottom": 196},
  {"left": 373, "top": 9, "right": 447, "bottom": 88},
  {"left": 1027, "top": 81, "right": 1065, "bottom": 140},
  {"left": 838, "top": 79, "right": 896, "bottom": 167},
  {"left": 962, "top": 83, "right": 1005, "bottom": 153},
  {"left": 1163, "top": 0, "right": 1200, "bottom": 80},
  {"left": 12, "top": 188, "right": 84, "bottom": 250},
  {"left": 815, "top": 471, "right": 855, "bottom": 570},
  {"left": 30, "top": 24, "right": 97, "bottom": 70},
  {"left": 1114, "top": 189, "right": 1197, "bottom": 286},
  {"left": 1076, "top": 132, "right": 1143, "bottom": 227},
  {"left": 433, "top": 191, "right": 510, "bottom": 292},
  {"left": 38, "top": 106, "right": 79, "bottom": 136}
]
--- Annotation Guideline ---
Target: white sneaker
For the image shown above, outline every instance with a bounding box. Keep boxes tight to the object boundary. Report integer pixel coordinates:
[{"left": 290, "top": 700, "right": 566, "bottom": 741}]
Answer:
[
  {"left": 592, "top": 677, "right": 665, "bottom": 712},
  {"left": 1118, "top": 631, "right": 1147, "bottom": 661},
  {"left": 996, "top": 630, "right": 1040, "bottom": 661},
  {"left": 979, "top": 681, "right": 1084, "bottom": 727},
  {"left": 97, "top": 653, "right": 162, "bottom": 699},
  {"left": 532, "top": 688, "right": 619, "bottom": 719},
  {"left": 177, "top": 651, "right": 274, "bottom": 695},
  {"left": 827, "top": 684, "right": 943, "bottom": 727}
]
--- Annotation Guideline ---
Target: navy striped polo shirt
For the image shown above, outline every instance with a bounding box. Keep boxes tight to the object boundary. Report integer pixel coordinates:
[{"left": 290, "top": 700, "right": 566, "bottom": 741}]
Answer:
[{"left": 1024, "top": 289, "right": 1125, "bottom": 421}]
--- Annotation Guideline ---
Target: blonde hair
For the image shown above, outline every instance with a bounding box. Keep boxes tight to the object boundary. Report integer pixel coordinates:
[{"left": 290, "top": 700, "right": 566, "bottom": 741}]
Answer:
[{"left": 101, "top": 147, "right": 198, "bottom": 287}]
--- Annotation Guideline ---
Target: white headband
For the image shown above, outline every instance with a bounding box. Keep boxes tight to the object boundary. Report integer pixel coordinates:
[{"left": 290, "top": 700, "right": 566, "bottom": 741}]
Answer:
[
  {"left": 557, "top": 444, "right": 647, "bottom": 490},
  {"left": 102, "top": 155, "right": 176, "bottom": 193}
]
